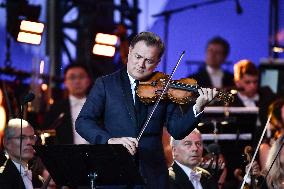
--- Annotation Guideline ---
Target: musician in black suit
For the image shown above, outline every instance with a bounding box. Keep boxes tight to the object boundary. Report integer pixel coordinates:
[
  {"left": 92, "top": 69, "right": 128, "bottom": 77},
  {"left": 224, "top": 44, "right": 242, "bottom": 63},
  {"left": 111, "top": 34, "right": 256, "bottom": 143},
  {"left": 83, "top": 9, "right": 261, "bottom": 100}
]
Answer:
[
  {"left": 43, "top": 63, "right": 92, "bottom": 144},
  {"left": 169, "top": 129, "right": 218, "bottom": 189},
  {"left": 232, "top": 60, "right": 277, "bottom": 138},
  {"left": 189, "top": 36, "right": 234, "bottom": 89},
  {"left": 0, "top": 118, "right": 43, "bottom": 189}
]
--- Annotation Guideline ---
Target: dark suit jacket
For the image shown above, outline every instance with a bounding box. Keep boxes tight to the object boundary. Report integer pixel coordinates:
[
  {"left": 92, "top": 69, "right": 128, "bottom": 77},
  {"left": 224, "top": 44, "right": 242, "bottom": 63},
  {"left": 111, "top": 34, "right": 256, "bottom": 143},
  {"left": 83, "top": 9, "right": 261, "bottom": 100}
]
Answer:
[
  {"left": 0, "top": 159, "right": 43, "bottom": 189},
  {"left": 230, "top": 86, "right": 277, "bottom": 128},
  {"left": 189, "top": 67, "right": 234, "bottom": 89},
  {"left": 76, "top": 68, "right": 201, "bottom": 189},
  {"left": 43, "top": 99, "right": 74, "bottom": 144},
  {"left": 169, "top": 162, "right": 218, "bottom": 189}
]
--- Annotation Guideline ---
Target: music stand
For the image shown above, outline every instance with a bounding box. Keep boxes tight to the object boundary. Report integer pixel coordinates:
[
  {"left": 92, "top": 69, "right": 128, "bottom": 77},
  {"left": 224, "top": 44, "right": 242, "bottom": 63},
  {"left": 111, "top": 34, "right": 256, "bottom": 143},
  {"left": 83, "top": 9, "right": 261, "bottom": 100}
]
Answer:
[{"left": 33, "top": 144, "right": 145, "bottom": 188}]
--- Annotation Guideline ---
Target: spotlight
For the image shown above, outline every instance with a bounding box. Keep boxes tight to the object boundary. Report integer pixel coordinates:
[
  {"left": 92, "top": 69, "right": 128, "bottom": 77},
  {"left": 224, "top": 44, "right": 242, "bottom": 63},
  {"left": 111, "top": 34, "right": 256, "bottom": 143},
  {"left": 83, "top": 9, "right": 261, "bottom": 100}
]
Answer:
[
  {"left": 17, "top": 20, "right": 44, "bottom": 45},
  {"left": 6, "top": 1, "right": 43, "bottom": 44},
  {"left": 92, "top": 44, "right": 116, "bottom": 57},
  {"left": 272, "top": 46, "right": 284, "bottom": 53},
  {"left": 95, "top": 33, "right": 118, "bottom": 45},
  {"left": 92, "top": 33, "right": 118, "bottom": 57}
]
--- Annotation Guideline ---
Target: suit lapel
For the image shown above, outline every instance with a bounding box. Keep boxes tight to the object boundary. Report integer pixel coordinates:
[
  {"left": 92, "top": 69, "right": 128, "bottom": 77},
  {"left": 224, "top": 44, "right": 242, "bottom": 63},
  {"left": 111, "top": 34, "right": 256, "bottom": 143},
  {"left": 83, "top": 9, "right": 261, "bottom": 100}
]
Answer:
[
  {"left": 172, "top": 162, "right": 195, "bottom": 189},
  {"left": 120, "top": 68, "right": 138, "bottom": 128},
  {"left": 5, "top": 159, "right": 26, "bottom": 189}
]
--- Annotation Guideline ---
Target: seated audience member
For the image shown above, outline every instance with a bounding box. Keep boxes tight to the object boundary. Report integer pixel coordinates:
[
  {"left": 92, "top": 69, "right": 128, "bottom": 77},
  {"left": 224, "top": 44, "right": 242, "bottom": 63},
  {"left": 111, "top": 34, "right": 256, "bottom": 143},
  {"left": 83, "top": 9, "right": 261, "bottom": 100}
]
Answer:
[
  {"left": 189, "top": 36, "right": 234, "bottom": 89},
  {"left": 43, "top": 63, "right": 92, "bottom": 144},
  {"left": 0, "top": 118, "right": 43, "bottom": 189},
  {"left": 259, "top": 98, "right": 284, "bottom": 170},
  {"left": 169, "top": 129, "right": 218, "bottom": 189}
]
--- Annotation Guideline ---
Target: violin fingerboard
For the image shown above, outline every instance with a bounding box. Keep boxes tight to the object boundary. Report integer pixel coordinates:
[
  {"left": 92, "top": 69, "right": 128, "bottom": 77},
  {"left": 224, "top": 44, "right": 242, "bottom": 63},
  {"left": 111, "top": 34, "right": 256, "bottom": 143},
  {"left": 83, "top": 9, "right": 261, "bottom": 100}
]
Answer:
[{"left": 216, "top": 91, "right": 234, "bottom": 104}]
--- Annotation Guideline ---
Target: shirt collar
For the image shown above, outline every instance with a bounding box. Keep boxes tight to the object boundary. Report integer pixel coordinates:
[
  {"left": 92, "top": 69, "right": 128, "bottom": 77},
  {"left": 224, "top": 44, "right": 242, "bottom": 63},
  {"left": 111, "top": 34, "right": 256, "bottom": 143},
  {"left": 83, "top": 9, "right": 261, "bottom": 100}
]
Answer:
[
  {"left": 175, "top": 161, "right": 195, "bottom": 179},
  {"left": 127, "top": 71, "right": 136, "bottom": 86},
  {"left": 69, "top": 95, "right": 86, "bottom": 106},
  {"left": 206, "top": 65, "right": 223, "bottom": 75},
  {"left": 12, "top": 160, "right": 28, "bottom": 172},
  {"left": 238, "top": 92, "right": 259, "bottom": 101}
]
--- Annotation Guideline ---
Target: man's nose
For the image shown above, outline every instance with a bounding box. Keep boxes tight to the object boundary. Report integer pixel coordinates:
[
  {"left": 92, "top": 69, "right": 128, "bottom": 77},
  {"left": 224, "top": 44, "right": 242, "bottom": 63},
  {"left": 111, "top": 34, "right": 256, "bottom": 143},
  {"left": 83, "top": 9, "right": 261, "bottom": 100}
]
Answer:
[
  {"left": 137, "top": 59, "right": 146, "bottom": 68},
  {"left": 191, "top": 144, "right": 198, "bottom": 150}
]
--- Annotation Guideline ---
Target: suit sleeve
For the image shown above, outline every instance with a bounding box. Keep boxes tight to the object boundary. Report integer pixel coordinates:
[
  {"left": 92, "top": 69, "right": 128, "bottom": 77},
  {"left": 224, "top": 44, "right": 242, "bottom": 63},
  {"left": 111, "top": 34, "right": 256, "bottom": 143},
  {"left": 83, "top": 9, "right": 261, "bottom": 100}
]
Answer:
[
  {"left": 166, "top": 104, "right": 201, "bottom": 140},
  {"left": 75, "top": 77, "right": 111, "bottom": 144}
]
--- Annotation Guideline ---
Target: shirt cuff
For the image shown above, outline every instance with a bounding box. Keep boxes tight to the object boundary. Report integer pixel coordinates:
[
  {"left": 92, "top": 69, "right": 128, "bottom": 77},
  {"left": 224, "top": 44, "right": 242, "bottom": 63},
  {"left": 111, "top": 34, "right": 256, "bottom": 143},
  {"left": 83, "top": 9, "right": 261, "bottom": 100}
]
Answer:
[{"left": 193, "top": 104, "right": 203, "bottom": 117}]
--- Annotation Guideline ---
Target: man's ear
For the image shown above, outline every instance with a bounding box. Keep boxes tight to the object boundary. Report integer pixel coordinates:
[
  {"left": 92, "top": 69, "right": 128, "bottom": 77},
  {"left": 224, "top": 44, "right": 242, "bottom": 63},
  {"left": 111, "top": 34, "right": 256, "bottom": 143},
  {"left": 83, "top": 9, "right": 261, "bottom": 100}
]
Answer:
[
  {"left": 3, "top": 138, "right": 9, "bottom": 150},
  {"left": 171, "top": 146, "right": 176, "bottom": 158}
]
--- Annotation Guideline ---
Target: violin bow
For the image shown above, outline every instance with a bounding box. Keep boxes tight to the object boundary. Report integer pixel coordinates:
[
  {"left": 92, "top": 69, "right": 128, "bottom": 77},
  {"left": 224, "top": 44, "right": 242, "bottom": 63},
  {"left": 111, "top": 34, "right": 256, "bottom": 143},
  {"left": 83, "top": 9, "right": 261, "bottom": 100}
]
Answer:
[
  {"left": 136, "top": 51, "right": 185, "bottom": 141},
  {"left": 240, "top": 113, "right": 272, "bottom": 189}
]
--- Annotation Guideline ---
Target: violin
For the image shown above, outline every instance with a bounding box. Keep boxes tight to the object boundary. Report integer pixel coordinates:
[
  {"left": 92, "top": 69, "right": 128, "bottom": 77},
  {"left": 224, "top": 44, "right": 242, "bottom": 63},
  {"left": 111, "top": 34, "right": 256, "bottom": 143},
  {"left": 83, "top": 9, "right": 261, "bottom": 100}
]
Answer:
[{"left": 136, "top": 72, "right": 234, "bottom": 105}]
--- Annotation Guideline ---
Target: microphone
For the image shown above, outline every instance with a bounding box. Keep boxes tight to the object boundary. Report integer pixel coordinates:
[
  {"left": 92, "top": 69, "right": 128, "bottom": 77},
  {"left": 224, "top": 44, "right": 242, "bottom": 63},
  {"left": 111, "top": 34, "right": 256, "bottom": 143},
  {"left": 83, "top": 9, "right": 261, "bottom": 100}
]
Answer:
[
  {"left": 235, "top": 0, "right": 243, "bottom": 14},
  {"left": 21, "top": 92, "right": 35, "bottom": 105}
]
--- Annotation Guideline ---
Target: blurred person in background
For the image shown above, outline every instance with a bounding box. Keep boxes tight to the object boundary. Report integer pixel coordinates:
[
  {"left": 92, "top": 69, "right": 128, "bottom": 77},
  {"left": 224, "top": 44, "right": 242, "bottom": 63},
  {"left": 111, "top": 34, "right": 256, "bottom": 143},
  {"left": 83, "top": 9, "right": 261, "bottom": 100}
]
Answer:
[{"left": 188, "top": 36, "right": 234, "bottom": 89}]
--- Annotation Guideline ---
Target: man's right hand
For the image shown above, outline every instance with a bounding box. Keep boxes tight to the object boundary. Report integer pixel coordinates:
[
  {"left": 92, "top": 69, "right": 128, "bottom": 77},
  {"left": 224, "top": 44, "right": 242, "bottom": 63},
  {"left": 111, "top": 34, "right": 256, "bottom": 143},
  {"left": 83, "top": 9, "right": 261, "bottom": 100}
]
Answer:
[{"left": 108, "top": 137, "right": 138, "bottom": 155}]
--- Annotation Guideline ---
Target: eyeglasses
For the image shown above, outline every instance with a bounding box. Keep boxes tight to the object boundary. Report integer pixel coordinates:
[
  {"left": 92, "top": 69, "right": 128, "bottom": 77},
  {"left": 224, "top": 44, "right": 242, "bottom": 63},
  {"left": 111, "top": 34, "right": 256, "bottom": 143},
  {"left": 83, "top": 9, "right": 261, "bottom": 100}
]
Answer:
[{"left": 9, "top": 135, "right": 38, "bottom": 141}]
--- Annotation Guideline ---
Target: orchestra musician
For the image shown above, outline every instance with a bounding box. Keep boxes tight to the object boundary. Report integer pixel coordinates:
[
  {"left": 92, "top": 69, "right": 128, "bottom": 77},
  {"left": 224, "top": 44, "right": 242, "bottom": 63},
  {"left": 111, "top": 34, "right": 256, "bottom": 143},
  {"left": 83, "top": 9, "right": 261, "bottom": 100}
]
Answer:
[
  {"left": 169, "top": 129, "right": 218, "bottom": 189},
  {"left": 188, "top": 36, "right": 234, "bottom": 89},
  {"left": 259, "top": 98, "right": 284, "bottom": 169},
  {"left": 0, "top": 118, "right": 43, "bottom": 189},
  {"left": 75, "top": 31, "right": 218, "bottom": 188}
]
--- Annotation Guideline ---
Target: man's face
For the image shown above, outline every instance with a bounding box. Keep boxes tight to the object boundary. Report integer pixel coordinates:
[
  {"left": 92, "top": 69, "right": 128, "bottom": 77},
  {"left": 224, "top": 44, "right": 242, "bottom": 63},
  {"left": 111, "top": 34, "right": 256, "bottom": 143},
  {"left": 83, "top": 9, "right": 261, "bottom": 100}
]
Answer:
[
  {"left": 205, "top": 43, "right": 227, "bottom": 69},
  {"left": 64, "top": 67, "right": 91, "bottom": 98},
  {"left": 5, "top": 126, "right": 36, "bottom": 163},
  {"left": 127, "top": 41, "right": 160, "bottom": 80},
  {"left": 236, "top": 74, "right": 258, "bottom": 98},
  {"left": 173, "top": 132, "right": 203, "bottom": 169}
]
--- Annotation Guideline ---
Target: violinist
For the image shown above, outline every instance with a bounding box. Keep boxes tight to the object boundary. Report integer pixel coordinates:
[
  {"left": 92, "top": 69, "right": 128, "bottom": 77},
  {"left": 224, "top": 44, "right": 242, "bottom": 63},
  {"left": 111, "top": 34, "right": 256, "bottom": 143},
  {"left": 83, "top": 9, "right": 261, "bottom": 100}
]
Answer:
[
  {"left": 76, "top": 31, "right": 218, "bottom": 189},
  {"left": 264, "top": 134, "right": 284, "bottom": 189},
  {"left": 259, "top": 98, "right": 284, "bottom": 170}
]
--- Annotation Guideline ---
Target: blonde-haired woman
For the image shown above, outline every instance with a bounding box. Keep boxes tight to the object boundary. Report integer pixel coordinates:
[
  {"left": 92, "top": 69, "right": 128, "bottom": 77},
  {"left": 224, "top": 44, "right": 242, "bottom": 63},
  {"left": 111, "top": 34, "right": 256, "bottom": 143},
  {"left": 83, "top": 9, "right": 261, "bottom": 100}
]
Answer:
[
  {"left": 265, "top": 134, "right": 284, "bottom": 189},
  {"left": 259, "top": 98, "right": 284, "bottom": 169}
]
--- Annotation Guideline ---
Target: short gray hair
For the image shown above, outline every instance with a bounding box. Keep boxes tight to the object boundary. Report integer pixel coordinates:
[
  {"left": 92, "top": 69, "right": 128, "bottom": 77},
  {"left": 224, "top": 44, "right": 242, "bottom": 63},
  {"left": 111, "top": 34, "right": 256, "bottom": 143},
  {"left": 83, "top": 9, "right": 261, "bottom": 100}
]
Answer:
[
  {"left": 170, "top": 128, "right": 201, "bottom": 147},
  {"left": 4, "top": 118, "right": 31, "bottom": 141}
]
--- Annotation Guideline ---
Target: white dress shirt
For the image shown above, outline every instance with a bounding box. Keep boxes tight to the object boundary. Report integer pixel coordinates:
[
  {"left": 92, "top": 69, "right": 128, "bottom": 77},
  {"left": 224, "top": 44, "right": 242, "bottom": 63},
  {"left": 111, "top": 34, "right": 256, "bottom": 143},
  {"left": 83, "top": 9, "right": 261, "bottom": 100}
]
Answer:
[
  {"left": 69, "top": 95, "right": 89, "bottom": 144},
  {"left": 206, "top": 66, "right": 224, "bottom": 88},
  {"left": 237, "top": 93, "right": 259, "bottom": 107},
  {"left": 175, "top": 161, "right": 203, "bottom": 189},
  {"left": 12, "top": 160, "right": 33, "bottom": 189},
  {"left": 237, "top": 93, "right": 261, "bottom": 126}
]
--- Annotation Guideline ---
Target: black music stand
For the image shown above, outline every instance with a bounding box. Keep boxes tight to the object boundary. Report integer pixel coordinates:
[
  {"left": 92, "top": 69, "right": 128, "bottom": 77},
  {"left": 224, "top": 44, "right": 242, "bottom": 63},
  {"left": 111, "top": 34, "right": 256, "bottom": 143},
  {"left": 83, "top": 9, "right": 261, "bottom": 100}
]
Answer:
[{"left": 33, "top": 144, "right": 145, "bottom": 188}]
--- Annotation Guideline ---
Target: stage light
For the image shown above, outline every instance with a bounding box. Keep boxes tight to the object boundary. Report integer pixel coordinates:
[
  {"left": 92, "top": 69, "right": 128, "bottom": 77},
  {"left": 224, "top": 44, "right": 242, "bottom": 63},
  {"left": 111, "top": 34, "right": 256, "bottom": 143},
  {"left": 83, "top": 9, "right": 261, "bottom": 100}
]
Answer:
[
  {"left": 20, "top": 20, "right": 44, "bottom": 34},
  {"left": 17, "top": 31, "right": 42, "bottom": 45},
  {"left": 95, "top": 33, "right": 118, "bottom": 45},
  {"left": 16, "top": 20, "right": 44, "bottom": 45},
  {"left": 6, "top": 1, "right": 43, "bottom": 44},
  {"left": 92, "top": 33, "right": 118, "bottom": 57},
  {"left": 92, "top": 44, "right": 116, "bottom": 57},
  {"left": 272, "top": 46, "right": 284, "bottom": 53}
]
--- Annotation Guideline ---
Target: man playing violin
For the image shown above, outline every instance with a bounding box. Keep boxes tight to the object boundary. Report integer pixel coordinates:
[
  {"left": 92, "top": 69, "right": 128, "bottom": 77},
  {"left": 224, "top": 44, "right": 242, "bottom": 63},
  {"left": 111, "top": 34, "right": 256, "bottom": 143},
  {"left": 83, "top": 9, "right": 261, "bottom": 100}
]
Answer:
[{"left": 76, "top": 31, "right": 218, "bottom": 189}]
